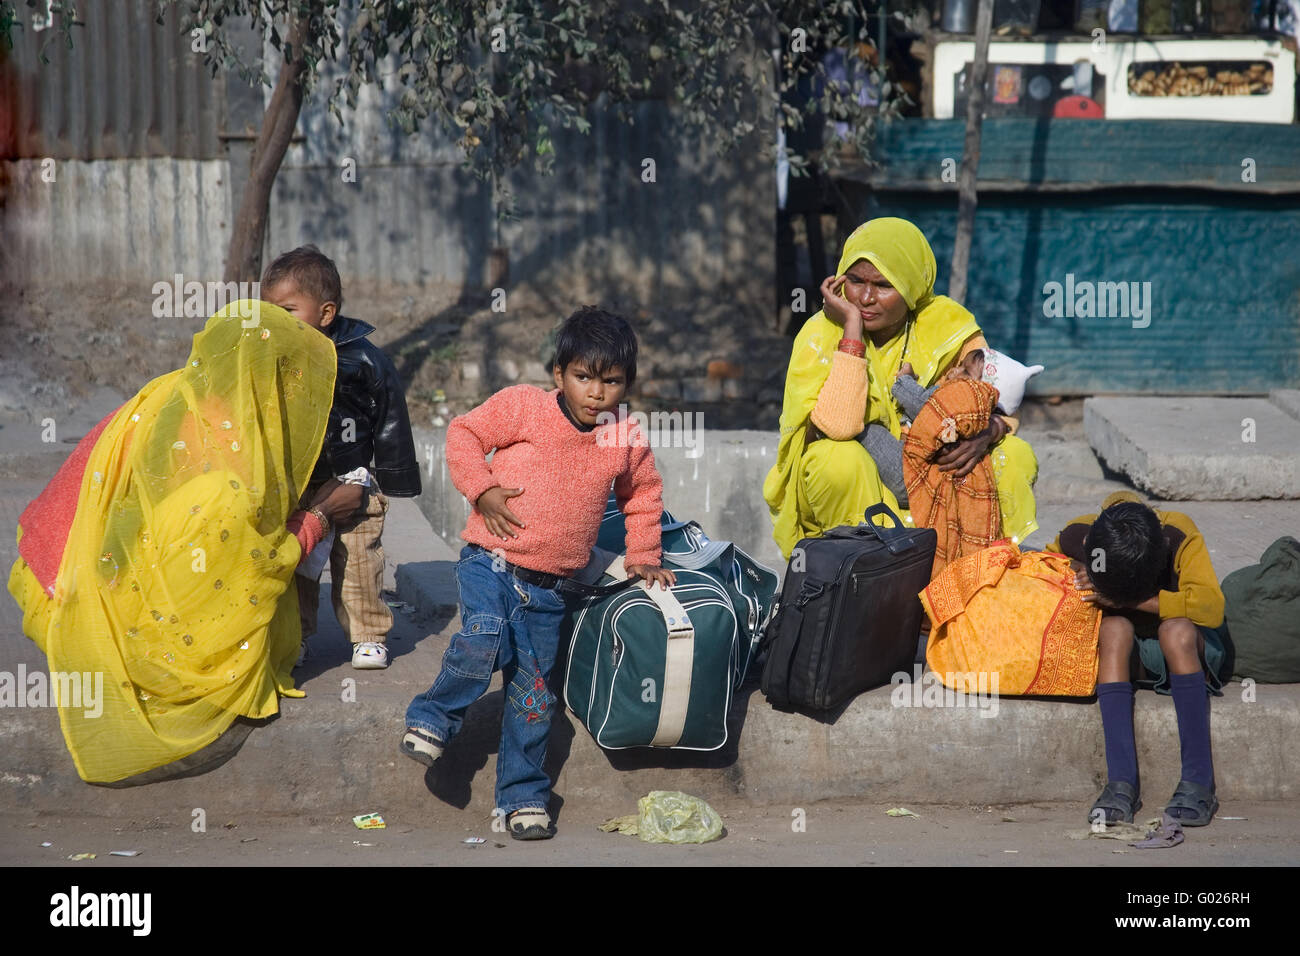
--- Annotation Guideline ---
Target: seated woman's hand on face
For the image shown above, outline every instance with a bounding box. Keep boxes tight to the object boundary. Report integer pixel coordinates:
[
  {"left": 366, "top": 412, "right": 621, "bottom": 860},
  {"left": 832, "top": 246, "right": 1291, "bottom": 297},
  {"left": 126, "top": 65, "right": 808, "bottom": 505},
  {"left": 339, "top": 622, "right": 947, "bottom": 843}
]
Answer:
[{"left": 819, "top": 274, "right": 861, "bottom": 338}]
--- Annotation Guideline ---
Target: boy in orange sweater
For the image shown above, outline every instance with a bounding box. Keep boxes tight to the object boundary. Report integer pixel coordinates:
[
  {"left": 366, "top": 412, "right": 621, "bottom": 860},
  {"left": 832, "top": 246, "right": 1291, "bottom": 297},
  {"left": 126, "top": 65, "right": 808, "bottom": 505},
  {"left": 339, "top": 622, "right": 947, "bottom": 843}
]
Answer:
[{"left": 401, "top": 307, "right": 674, "bottom": 840}]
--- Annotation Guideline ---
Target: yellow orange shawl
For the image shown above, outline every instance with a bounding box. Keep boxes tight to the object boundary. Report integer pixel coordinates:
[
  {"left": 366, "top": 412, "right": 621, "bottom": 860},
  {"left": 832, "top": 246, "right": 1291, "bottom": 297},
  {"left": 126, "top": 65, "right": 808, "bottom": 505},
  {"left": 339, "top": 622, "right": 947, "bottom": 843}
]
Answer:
[
  {"left": 763, "top": 217, "right": 980, "bottom": 557},
  {"left": 922, "top": 543, "right": 1101, "bottom": 697},
  {"left": 8, "top": 302, "right": 335, "bottom": 783}
]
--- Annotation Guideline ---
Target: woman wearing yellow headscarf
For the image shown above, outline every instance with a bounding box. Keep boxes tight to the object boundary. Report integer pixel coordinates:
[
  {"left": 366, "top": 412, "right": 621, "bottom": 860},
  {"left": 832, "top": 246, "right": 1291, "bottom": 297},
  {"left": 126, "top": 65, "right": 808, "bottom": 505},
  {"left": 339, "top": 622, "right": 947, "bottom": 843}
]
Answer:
[
  {"left": 8, "top": 301, "right": 345, "bottom": 784},
  {"left": 762, "top": 217, "right": 1038, "bottom": 559}
]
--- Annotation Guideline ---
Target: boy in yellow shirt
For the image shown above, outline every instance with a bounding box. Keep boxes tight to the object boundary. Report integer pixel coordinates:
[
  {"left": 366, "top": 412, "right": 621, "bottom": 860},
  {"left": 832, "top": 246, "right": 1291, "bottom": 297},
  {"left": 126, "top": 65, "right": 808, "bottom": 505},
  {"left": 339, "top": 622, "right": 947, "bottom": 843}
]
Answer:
[{"left": 1049, "top": 492, "right": 1231, "bottom": 828}]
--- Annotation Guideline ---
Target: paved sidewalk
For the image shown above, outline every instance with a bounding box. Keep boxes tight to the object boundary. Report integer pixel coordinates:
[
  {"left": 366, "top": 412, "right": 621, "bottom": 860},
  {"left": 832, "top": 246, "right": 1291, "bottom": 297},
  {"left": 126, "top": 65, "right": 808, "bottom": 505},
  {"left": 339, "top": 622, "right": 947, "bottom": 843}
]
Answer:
[{"left": 4, "top": 798, "right": 1297, "bottom": 867}]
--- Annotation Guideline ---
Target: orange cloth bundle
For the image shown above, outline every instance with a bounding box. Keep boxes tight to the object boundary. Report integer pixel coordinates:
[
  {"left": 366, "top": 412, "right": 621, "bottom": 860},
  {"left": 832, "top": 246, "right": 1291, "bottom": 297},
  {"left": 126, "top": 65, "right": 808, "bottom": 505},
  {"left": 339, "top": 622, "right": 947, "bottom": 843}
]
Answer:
[
  {"left": 921, "top": 542, "right": 1101, "bottom": 697},
  {"left": 902, "top": 378, "right": 1001, "bottom": 576}
]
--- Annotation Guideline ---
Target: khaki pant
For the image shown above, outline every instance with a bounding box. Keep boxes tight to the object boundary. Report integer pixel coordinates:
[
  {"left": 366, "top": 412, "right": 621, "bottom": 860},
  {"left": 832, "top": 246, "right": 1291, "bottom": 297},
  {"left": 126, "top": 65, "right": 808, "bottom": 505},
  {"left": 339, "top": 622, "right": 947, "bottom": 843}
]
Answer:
[{"left": 297, "top": 487, "right": 393, "bottom": 644}]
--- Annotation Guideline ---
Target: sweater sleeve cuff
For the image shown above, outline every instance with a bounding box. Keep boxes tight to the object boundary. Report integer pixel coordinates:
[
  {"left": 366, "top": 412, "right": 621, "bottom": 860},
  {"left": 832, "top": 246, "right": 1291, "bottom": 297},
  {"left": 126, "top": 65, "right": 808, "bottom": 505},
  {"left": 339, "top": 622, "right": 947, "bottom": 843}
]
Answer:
[
  {"left": 891, "top": 375, "right": 931, "bottom": 421},
  {"left": 810, "top": 350, "right": 868, "bottom": 440},
  {"left": 287, "top": 510, "right": 326, "bottom": 562},
  {"left": 460, "top": 476, "right": 500, "bottom": 508},
  {"left": 1157, "top": 589, "right": 1188, "bottom": 621},
  {"left": 624, "top": 548, "right": 663, "bottom": 568}
]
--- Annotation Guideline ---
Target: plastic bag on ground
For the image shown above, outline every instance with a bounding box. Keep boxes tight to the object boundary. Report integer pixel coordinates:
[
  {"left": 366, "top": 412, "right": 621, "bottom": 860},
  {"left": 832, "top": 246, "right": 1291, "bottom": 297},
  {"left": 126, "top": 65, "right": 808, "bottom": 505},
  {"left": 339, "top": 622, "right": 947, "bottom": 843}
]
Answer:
[{"left": 634, "top": 790, "right": 723, "bottom": 844}]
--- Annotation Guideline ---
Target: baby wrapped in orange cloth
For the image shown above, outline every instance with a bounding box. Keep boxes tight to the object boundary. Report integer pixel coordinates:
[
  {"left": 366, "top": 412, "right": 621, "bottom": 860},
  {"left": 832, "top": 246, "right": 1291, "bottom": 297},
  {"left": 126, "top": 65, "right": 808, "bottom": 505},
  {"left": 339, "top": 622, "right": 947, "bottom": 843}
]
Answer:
[{"left": 900, "top": 351, "right": 1002, "bottom": 577}]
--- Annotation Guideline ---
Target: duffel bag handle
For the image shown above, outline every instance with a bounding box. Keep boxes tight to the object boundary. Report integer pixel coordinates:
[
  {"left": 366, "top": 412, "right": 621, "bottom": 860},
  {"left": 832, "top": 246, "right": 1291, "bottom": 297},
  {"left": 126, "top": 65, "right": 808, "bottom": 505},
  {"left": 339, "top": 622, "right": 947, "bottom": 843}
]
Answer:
[{"left": 861, "top": 503, "right": 919, "bottom": 555}]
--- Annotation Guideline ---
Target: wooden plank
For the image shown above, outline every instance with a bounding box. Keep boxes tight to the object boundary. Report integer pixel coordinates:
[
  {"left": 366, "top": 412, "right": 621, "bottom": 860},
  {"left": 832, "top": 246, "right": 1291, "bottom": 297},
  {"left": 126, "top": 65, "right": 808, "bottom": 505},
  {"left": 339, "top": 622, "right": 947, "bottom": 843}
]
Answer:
[
  {"left": 846, "top": 178, "right": 1300, "bottom": 194},
  {"left": 842, "top": 118, "right": 1300, "bottom": 193}
]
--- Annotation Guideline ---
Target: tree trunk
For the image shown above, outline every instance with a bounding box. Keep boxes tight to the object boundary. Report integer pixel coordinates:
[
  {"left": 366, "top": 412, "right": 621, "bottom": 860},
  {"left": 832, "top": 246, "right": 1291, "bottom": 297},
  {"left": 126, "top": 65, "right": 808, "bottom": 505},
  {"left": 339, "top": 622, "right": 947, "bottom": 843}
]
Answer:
[
  {"left": 948, "top": 0, "right": 994, "bottom": 306},
  {"left": 223, "top": 9, "right": 314, "bottom": 283}
]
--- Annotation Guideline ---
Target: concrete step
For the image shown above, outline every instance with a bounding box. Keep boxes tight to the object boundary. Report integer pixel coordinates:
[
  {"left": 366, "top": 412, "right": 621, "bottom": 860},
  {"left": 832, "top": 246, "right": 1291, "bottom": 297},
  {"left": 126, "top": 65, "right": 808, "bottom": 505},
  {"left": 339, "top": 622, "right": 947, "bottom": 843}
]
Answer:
[
  {"left": 1272, "top": 389, "right": 1300, "bottom": 421},
  {"left": 411, "top": 425, "right": 1135, "bottom": 576},
  {"left": 1085, "top": 396, "right": 1300, "bottom": 500},
  {"left": 6, "top": 497, "right": 1296, "bottom": 819}
]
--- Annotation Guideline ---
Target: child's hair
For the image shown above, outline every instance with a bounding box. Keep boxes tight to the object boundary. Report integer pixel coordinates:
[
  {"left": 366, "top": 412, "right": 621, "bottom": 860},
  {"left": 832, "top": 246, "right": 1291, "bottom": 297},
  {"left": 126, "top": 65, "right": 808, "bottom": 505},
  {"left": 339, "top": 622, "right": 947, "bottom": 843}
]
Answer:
[
  {"left": 1084, "top": 502, "right": 1167, "bottom": 606},
  {"left": 261, "top": 244, "right": 344, "bottom": 310},
  {"left": 552, "top": 306, "right": 638, "bottom": 386}
]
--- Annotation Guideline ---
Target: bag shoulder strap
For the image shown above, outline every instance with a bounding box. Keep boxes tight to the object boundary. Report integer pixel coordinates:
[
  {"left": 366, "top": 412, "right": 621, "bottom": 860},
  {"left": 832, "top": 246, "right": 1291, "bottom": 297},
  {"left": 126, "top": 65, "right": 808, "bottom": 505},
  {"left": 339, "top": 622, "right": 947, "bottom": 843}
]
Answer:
[
  {"left": 762, "top": 576, "right": 827, "bottom": 708},
  {"left": 603, "top": 555, "right": 694, "bottom": 747}
]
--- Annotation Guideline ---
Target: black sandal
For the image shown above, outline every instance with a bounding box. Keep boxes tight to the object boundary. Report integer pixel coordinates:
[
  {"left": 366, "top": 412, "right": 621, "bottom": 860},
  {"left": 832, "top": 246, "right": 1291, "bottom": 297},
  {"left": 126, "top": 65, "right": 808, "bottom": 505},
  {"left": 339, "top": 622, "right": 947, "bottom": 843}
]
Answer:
[
  {"left": 1089, "top": 780, "right": 1142, "bottom": 825},
  {"left": 1164, "top": 780, "right": 1218, "bottom": 827}
]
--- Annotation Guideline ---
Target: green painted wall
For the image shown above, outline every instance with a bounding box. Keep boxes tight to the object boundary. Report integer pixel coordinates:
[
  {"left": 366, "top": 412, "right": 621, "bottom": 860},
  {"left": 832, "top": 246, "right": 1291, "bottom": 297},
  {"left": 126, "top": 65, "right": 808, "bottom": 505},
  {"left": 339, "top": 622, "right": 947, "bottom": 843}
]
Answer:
[{"left": 850, "top": 120, "right": 1300, "bottom": 393}]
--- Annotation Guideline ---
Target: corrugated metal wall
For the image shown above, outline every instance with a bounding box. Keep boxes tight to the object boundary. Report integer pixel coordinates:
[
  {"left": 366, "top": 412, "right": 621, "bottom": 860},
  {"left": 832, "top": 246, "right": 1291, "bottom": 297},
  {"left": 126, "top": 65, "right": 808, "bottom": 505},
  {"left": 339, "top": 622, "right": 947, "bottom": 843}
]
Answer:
[
  {"left": 0, "top": 0, "right": 230, "bottom": 287},
  {"left": 0, "top": 158, "right": 230, "bottom": 286},
  {"left": 270, "top": 100, "right": 773, "bottom": 305},
  {"left": 1, "top": 2, "right": 772, "bottom": 306},
  {"left": 0, "top": 0, "right": 223, "bottom": 159},
  {"left": 272, "top": 82, "right": 773, "bottom": 306}
]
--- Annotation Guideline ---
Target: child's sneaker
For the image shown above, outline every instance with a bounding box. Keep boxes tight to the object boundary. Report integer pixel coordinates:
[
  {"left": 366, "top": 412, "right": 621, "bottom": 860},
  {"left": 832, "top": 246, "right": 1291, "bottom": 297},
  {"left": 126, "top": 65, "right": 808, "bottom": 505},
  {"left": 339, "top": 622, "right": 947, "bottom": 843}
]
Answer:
[
  {"left": 508, "top": 808, "right": 556, "bottom": 841},
  {"left": 400, "top": 727, "right": 444, "bottom": 768},
  {"left": 352, "top": 641, "right": 389, "bottom": 669}
]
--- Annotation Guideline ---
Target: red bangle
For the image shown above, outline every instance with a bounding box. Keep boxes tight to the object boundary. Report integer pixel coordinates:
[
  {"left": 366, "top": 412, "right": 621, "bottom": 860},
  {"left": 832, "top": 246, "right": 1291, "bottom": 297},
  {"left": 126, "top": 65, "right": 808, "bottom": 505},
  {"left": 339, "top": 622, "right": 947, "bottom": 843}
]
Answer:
[{"left": 837, "top": 338, "right": 865, "bottom": 357}]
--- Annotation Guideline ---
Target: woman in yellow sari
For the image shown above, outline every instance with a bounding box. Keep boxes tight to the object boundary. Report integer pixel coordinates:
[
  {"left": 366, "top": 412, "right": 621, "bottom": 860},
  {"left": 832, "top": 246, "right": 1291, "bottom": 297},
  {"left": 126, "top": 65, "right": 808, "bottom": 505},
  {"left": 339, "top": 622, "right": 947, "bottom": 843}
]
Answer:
[
  {"left": 8, "top": 302, "right": 345, "bottom": 784},
  {"left": 763, "top": 217, "right": 1038, "bottom": 559}
]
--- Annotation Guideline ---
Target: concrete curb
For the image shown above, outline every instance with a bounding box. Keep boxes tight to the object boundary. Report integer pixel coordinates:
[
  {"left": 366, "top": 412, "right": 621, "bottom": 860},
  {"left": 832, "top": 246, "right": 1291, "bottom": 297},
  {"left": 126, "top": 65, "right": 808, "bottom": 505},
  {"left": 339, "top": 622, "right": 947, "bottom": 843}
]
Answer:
[
  {"left": 1272, "top": 389, "right": 1300, "bottom": 421},
  {"left": 6, "top": 616, "right": 1295, "bottom": 816},
  {"left": 4, "top": 500, "right": 1298, "bottom": 817},
  {"left": 4, "top": 468, "right": 1296, "bottom": 818},
  {"left": 1085, "top": 396, "right": 1300, "bottom": 500}
]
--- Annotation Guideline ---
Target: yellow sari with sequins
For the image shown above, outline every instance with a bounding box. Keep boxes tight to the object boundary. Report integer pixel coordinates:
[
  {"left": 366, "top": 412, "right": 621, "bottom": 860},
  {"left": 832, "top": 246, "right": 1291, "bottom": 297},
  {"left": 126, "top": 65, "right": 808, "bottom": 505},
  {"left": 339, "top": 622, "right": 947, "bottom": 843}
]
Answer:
[
  {"left": 763, "top": 217, "right": 1038, "bottom": 559},
  {"left": 8, "top": 302, "right": 335, "bottom": 783}
]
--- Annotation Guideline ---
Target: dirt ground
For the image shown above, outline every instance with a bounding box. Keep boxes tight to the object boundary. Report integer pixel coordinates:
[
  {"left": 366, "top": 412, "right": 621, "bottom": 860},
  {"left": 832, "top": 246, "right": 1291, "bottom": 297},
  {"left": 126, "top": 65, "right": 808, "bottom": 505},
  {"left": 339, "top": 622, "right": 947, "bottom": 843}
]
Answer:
[
  {"left": 0, "top": 279, "right": 797, "bottom": 430},
  {"left": 3, "top": 798, "right": 1294, "bottom": 867}
]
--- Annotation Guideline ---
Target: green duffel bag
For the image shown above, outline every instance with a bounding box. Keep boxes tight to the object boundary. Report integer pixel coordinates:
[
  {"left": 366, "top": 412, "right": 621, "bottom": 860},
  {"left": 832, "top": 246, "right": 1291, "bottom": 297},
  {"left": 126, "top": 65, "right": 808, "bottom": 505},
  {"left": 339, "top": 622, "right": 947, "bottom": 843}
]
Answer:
[
  {"left": 594, "top": 499, "right": 779, "bottom": 685},
  {"left": 1224, "top": 536, "right": 1300, "bottom": 683},
  {"left": 562, "top": 538, "right": 777, "bottom": 751}
]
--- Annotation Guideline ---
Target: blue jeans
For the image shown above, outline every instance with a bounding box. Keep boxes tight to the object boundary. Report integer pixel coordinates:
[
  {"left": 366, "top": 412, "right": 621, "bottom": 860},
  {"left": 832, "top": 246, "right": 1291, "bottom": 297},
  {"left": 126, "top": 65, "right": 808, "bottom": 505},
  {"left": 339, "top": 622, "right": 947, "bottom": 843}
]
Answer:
[{"left": 405, "top": 546, "right": 568, "bottom": 815}]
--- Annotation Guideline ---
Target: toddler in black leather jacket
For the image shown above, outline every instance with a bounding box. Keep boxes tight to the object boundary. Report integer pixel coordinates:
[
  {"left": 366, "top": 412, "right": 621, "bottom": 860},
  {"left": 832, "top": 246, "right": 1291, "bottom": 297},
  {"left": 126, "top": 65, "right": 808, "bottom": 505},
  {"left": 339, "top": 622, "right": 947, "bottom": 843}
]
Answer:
[{"left": 263, "top": 245, "right": 421, "bottom": 671}]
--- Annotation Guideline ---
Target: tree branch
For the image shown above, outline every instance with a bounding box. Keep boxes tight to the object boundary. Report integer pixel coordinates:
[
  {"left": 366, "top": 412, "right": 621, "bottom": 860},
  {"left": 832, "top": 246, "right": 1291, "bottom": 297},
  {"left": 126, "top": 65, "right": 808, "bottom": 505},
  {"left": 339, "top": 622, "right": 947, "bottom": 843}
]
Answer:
[{"left": 224, "top": 3, "right": 317, "bottom": 283}]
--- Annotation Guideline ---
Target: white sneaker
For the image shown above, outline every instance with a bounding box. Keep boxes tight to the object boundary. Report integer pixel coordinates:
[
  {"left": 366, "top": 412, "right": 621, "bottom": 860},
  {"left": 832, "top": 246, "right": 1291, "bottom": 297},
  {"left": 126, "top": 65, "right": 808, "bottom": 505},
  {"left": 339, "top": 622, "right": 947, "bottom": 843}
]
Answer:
[
  {"left": 352, "top": 641, "right": 389, "bottom": 669},
  {"left": 295, "top": 640, "right": 309, "bottom": 668}
]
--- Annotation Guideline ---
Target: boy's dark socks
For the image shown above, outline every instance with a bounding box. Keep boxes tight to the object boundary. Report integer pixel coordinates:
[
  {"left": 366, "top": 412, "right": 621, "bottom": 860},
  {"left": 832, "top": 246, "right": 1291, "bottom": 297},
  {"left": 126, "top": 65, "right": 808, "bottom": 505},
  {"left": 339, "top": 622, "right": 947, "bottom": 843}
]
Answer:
[
  {"left": 1169, "top": 670, "right": 1215, "bottom": 789},
  {"left": 1097, "top": 681, "right": 1139, "bottom": 787}
]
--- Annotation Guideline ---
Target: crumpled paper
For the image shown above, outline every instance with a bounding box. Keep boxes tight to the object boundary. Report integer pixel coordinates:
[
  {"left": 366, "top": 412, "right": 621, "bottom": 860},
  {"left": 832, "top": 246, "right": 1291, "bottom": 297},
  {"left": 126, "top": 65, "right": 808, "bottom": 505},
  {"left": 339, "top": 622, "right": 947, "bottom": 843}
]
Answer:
[
  {"left": 599, "top": 791, "right": 723, "bottom": 844},
  {"left": 1129, "top": 813, "right": 1184, "bottom": 849},
  {"left": 1068, "top": 814, "right": 1183, "bottom": 847}
]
